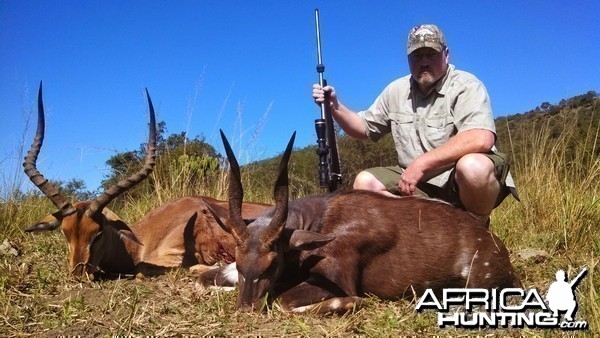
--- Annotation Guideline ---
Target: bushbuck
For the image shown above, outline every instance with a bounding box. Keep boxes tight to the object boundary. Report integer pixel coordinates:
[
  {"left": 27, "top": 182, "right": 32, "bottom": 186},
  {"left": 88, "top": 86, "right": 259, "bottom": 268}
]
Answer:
[
  {"left": 24, "top": 83, "right": 270, "bottom": 279},
  {"left": 198, "top": 130, "right": 521, "bottom": 313}
]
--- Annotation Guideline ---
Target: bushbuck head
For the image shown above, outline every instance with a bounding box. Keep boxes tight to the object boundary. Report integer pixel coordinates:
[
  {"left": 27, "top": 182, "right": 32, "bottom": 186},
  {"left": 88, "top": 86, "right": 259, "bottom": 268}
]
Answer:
[
  {"left": 214, "top": 130, "right": 292, "bottom": 309},
  {"left": 24, "top": 82, "right": 156, "bottom": 279},
  {"left": 209, "top": 130, "right": 334, "bottom": 310}
]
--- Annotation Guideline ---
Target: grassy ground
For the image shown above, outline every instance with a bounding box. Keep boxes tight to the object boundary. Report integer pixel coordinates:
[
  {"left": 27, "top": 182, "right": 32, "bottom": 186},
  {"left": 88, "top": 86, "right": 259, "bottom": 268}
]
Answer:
[{"left": 1, "top": 118, "right": 598, "bottom": 337}]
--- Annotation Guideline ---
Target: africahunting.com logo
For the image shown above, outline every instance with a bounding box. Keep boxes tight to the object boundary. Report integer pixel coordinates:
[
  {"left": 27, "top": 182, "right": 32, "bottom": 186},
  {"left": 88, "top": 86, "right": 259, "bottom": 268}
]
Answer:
[{"left": 415, "top": 268, "right": 588, "bottom": 330}]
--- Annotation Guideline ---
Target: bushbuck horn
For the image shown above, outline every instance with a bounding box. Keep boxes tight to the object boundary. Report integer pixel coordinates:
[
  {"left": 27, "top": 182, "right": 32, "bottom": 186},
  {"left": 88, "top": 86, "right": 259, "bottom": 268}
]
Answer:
[
  {"left": 219, "top": 129, "right": 249, "bottom": 244},
  {"left": 260, "top": 132, "right": 295, "bottom": 246},
  {"left": 87, "top": 88, "right": 157, "bottom": 218},
  {"left": 23, "top": 81, "right": 77, "bottom": 217}
]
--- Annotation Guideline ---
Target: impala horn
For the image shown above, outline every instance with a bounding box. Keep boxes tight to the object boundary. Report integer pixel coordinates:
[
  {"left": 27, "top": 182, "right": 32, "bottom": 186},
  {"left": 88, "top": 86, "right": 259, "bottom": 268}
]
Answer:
[
  {"left": 86, "top": 88, "right": 157, "bottom": 218},
  {"left": 23, "top": 82, "right": 77, "bottom": 217}
]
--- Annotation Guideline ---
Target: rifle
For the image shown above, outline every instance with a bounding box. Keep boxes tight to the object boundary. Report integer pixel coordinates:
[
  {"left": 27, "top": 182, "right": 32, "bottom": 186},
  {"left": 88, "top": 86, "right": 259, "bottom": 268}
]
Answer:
[
  {"left": 569, "top": 267, "right": 588, "bottom": 289},
  {"left": 314, "top": 8, "right": 342, "bottom": 192}
]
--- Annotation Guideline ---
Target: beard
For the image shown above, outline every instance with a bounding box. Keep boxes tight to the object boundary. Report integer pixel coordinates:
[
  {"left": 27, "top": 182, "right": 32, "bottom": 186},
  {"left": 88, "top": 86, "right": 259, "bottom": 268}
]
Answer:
[{"left": 414, "top": 70, "right": 437, "bottom": 89}]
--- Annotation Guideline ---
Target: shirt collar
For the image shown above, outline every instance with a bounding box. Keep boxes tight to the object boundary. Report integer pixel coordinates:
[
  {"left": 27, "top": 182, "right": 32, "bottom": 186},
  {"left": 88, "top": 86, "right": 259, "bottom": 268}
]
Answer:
[{"left": 436, "top": 64, "right": 453, "bottom": 95}]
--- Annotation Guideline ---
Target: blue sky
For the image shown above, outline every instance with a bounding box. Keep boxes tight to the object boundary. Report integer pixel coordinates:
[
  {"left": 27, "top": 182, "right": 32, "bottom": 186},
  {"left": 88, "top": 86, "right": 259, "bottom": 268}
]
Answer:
[{"left": 1, "top": 1, "right": 599, "bottom": 194}]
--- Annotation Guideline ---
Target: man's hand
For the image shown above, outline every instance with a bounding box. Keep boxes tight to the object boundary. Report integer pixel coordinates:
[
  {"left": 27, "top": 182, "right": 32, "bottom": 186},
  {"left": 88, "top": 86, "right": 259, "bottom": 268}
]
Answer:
[
  {"left": 310, "top": 83, "right": 368, "bottom": 140},
  {"left": 312, "top": 84, "right": 338, "bottom": 110},
  {"left": 399, "top": 159, "right": 427, "bottom": 195},
  {"left": 397, "top": 129, "right": 496, "bottom": 195}
]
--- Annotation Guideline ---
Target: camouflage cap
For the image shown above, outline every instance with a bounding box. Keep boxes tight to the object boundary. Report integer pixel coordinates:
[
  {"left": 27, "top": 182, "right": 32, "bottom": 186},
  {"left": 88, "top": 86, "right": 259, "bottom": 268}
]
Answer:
[{"left": 407, "top": 24, "right": 446, "bottom": 55}]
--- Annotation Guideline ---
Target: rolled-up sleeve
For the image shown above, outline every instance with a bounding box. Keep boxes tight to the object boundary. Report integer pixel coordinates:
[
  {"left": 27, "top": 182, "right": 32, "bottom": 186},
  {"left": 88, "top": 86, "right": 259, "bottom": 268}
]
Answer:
[{"left": 358, "top": 84, "right": 396, "bottom": 142}]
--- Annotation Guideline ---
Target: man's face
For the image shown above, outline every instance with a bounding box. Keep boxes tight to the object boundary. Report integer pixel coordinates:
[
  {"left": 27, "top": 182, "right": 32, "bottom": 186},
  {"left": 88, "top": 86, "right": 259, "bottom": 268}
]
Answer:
[{"left": 408, "top": 47, "right": 448, "bottom": 92}]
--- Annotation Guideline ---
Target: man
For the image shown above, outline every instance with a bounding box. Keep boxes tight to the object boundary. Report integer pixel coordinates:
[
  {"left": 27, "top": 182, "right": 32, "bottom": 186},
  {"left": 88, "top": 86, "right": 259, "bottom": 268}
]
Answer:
[
  {"left": 312, "top": 24, "right": 518, "bottom": 226},
  {"left": 546, "top": 270, "right": 579, "bottom": 322}
]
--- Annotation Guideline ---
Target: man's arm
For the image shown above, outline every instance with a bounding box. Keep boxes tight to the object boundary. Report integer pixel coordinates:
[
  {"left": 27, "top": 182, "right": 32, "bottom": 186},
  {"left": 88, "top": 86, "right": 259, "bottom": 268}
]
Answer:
[
  {"left": 313, "top": 84, "right": 369, "bottom": 140},
  {"left": 399, "top": 128, "right": 495, "bottom": 195}
]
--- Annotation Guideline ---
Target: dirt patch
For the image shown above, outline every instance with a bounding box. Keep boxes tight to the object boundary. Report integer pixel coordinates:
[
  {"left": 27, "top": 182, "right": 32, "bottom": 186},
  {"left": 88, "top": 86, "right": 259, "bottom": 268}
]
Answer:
[
  {"left": 40, "top": 325, "right": 107, "bottom": 338},
  {"left": 516, "top": 248, "right": 550, "bottom": 263},
  {"left": 54, "top": 287, "right": 110, "bottom": 309}
]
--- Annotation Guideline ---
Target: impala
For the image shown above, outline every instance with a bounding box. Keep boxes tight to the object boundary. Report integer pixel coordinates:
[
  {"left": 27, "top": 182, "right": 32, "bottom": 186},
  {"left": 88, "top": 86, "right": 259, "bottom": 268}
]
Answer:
[
  {"left": 199, "top": 130, "right": 522, "bottom": 313},
  {"left": 24, "top": 83, "right": 270, "bottom": 279}
]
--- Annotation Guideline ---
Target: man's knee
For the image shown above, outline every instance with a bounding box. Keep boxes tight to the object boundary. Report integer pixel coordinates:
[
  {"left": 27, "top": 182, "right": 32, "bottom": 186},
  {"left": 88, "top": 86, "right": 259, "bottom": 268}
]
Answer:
[
  {"left": 454, "top": 153, "right": 501, "bottom": 217},
  {"left": 455, "top": 153, "right": 495, "bottom": 186},
  {"left": 353, "top": 170, "right": 385, "bottom": 191}
]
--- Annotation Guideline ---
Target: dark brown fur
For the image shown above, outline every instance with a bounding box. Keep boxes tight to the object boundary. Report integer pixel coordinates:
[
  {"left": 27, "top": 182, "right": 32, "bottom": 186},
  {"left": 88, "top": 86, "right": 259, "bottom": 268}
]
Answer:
[{"left": 282, "top": 192, "right": 520, "bottom": 303}]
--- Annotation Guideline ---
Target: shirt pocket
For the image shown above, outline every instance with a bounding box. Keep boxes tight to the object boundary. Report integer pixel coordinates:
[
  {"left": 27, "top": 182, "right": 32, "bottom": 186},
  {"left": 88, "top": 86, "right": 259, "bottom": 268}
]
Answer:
[
  {"left": 425, "top": 116, "right": 455, "bottom": 148},
  {"left": 390, "top": 111, "right": 414, "bottom": 147}
]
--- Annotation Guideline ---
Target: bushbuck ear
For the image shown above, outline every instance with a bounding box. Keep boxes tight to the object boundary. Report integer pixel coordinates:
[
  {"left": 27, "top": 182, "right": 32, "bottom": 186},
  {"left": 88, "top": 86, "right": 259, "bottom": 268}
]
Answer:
[
  {"left": 25, "top": 212, "right": 62, "bottom": 232},
  {"left": 203, "top": 200, "right": 231, "bottom": 234},
  {"left": 288, "top": 230, "right": 335, "bottom": 251}
]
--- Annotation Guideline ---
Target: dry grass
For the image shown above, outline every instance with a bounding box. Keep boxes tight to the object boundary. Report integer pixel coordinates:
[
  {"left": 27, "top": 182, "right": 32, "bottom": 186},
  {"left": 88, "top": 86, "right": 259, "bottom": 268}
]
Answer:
[{"left": 1, "top": 112, "right": 598, "bottom": 337}]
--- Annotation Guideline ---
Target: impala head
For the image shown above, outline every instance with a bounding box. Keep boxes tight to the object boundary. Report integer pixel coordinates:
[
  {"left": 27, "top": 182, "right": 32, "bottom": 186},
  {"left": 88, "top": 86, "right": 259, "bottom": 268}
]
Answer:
[
  {"left": 210, "top": 130, "right": 294, "bottom": 310},
  {"left": 24, "top": 82, "right": 157, "bottom": 279}
]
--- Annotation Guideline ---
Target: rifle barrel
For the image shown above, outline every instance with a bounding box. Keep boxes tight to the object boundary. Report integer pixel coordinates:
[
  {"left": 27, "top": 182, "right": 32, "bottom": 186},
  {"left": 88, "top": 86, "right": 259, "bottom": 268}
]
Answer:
[{"left": 315, "top": 9, "right": 326, "bottom": 120}]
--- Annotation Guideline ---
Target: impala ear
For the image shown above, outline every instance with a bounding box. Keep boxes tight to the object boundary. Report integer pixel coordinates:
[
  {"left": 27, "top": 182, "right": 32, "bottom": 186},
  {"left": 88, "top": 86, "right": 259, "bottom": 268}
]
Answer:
[
  {"left": 101, "top": 207, "right": 123, "bottom": 222},
  {"left": 288, "top": 229, "right": 335, "bottom": 251},
  {"left": 116, "top": 229, "right": 143, "bottom": 246},
  {"left": 25, "top": 212, "right": 63, "bottom": 232},
  {"left": 107, "top": 219, "right": 143, "bottom": 246}
]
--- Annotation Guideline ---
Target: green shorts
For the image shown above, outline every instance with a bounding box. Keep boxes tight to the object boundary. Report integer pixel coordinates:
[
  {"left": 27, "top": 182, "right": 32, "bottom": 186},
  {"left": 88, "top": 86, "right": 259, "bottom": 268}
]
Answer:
[{"left": 365, "top": 152, "right": 517, "bottom": 209}]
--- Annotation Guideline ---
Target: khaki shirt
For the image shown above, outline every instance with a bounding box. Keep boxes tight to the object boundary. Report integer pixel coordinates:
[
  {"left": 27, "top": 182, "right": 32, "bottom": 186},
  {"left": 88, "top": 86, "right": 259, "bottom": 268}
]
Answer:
[{"left": 358, "top": 64, "right": 515, "bottom": 188}]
